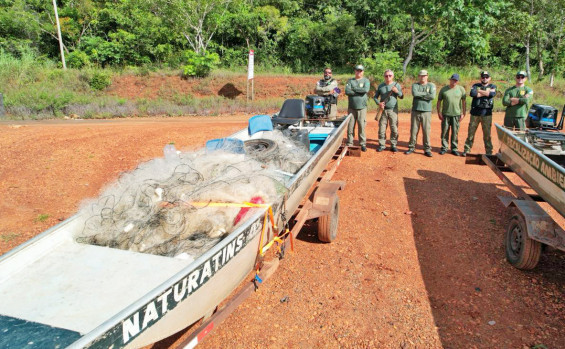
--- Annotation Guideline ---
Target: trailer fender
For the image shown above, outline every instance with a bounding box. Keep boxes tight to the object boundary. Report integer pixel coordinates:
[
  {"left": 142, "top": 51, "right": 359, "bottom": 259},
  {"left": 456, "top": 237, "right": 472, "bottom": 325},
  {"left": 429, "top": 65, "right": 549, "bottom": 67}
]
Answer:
[
  {"left": 499, "top": 197, "right": 565, "bottom": 249},
  {"left": 307, "top": 181, "right": 345, "bottom": 220}
]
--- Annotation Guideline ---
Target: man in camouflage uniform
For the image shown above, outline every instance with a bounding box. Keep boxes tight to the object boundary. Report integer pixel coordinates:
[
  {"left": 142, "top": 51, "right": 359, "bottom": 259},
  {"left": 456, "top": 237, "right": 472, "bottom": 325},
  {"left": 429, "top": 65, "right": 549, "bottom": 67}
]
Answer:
[
  {"left": 314, "top": 67, "right": 339, "bottom": 120},
  {"left": 373, "top": 69, "right": 403, "bottom": 152},
  {"left": 462, "top": 71, "right": 496, "bottom": 157},
  {"left": 502, "top": 70, "right": 533, "bottom": 130},
  {"left": 345, "top": 65, "right": 371, "bottom": 151},
  {"left": 405, "top": 69, "right": 436, "bottom": 157}
]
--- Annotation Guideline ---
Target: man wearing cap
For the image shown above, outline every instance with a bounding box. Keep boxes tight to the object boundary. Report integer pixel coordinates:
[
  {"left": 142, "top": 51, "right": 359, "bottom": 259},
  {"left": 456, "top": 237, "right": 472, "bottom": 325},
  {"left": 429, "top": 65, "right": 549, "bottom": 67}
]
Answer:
[
  {"left": 373, "top": 69, "right": 403, "bottom": 152},
  {"left": 345, "top": 65, "right": 371, "bottom": 151},
  {"left": 502, "top": 71, "right": 533, "bottom": 130},
  {"left": 437, "top": 73, "right": 466, "bottom": 156},
  {"left": 314, "top": 67, "right": 339, "bottom": 120},
  {"left": 462, "top": 71, "right": 496, "bottom": 156},
  {"left": 406, "top": 69, "right": 436, "bottom": 157}
]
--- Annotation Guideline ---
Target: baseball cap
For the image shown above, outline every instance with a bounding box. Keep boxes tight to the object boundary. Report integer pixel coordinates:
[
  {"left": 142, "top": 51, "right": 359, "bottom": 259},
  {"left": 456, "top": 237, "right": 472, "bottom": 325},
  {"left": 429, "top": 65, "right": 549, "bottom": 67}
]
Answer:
[
  {"left": 355, "top": 65, "right": 364, "bottom": 71},
  {"left": 516, "top": 70, "right": 527, "bottom": 77},
  {"left": 480, "top": 71, "right": 490, "bottom": 77},
  {"left": 418, "top": 69, "right": 428, "bottom": 76},
  {"left": 450, "top": 73, "right": 460, "bottom": 81}
]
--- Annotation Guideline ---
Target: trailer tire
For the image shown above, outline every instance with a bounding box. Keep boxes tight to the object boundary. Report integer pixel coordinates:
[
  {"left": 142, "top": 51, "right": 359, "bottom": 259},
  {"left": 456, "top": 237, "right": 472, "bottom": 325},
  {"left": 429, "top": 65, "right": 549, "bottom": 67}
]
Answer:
[
  {"left": 318, "top": 196, "right": 339, "bottom": 242},
  {"left": 504, "top": 211, "right": 541, "bottom": 270}
]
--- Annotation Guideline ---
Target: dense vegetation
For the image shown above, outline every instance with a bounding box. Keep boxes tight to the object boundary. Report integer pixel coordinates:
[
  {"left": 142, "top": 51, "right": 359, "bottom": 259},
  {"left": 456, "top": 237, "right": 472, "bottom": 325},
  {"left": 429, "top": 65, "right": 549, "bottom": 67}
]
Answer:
[
  {"left": 2, "top": 0, "right": 564, "bottom": 76},
  {"left": 1, "top": 0, "right": 564, "bottom": 118}
]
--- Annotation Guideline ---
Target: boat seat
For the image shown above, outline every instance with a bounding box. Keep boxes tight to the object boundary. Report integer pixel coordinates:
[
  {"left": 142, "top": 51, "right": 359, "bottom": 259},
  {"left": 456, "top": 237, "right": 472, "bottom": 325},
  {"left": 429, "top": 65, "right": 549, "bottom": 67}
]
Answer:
[
  {"left": 248, "top": 115, "right": 273, "bottom": 136},
  {"left": 271, "top": 99, "right": 305, "bottom": 125}
]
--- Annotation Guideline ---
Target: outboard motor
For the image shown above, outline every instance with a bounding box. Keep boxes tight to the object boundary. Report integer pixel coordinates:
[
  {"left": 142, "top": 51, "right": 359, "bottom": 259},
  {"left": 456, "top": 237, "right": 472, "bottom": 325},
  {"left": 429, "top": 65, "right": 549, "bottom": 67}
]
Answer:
[
  {"left": 527, "top": 104, "right": 560, "bottom": 129},
  {"left": 305, "top": 95, "right": 330, "bottom": 118}
]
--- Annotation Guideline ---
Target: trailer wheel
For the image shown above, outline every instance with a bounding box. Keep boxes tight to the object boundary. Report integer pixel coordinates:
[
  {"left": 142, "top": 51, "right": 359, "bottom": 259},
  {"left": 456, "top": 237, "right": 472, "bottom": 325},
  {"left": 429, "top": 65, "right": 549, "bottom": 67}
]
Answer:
[
  {"left": 505, "top": 212, "right": 541, "bottom": 269},
  {"left": 318, "top": 196, "right": 339, "bottom": 242}
]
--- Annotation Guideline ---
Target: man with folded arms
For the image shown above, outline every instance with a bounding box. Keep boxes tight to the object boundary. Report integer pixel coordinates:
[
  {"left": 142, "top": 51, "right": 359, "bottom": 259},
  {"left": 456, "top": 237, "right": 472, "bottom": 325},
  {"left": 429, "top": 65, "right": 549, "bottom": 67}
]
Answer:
[
  {"left": 502, "top": 70, "right": 533, "bottom": 130},
  {"left": 345, "top": 65, "right": 371, "bottom": 151},
  {"left": 462, "top": 71, "right": 496, "bottom": 157}
]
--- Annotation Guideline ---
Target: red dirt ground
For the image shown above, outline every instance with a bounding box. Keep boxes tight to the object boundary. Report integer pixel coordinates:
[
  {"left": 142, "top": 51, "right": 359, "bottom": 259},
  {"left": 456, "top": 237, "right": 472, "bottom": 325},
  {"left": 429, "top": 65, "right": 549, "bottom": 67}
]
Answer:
[{"left": 1, "top": 111, "right": 564, "bottom": 349}]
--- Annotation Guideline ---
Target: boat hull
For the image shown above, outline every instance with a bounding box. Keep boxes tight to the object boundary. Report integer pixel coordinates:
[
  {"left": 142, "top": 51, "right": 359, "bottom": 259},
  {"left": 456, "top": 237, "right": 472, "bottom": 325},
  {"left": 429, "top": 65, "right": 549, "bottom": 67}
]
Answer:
[
  {"left": 0, "top": 116, "right": 350, "bottom": 349},
  {"left": 495, "top": 124, "right": 565, "bottom": 217}
]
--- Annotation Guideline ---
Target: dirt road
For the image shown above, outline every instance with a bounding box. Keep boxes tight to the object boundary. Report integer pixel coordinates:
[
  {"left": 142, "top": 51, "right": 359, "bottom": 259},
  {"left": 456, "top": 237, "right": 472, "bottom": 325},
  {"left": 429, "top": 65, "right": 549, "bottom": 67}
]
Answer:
[{"left": 1, "top": 114, "right": 563, "bottom": 348}]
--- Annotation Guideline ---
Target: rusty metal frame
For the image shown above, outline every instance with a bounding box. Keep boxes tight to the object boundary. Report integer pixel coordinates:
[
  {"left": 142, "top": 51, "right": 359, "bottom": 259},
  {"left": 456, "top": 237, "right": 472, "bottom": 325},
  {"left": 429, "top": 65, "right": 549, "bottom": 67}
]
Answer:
[{"left": 480, "top": 154, "right": 565, "bottom": 251}]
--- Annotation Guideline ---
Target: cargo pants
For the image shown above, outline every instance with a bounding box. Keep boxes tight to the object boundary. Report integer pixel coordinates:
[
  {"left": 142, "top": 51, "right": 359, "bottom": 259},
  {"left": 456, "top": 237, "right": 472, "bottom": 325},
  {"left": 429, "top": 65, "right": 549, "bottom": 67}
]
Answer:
[
  {"left": 347, "top": 108, "right": 367, "bottom": 147},
  {"left": 464, "top": 114, "right": 493, "bottom": 155},
  {"left": 503, "top": 116, "right": 526, "bottom": 130},
  {"left": 440, "top": 115, "right": 460, "bottom": 151},
  {"left": 378, "top": 109, "right": 399, "bottom": 147},
  {"left": 407, "top": 110, "right": 432, "bottom": 152}
]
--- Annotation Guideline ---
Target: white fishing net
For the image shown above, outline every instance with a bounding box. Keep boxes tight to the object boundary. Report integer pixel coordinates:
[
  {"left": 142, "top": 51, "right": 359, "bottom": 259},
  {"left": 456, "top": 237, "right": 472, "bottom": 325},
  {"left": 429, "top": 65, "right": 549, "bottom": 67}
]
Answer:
[{"left": 75, "top": 130, "right": 311, "bottom": 260}]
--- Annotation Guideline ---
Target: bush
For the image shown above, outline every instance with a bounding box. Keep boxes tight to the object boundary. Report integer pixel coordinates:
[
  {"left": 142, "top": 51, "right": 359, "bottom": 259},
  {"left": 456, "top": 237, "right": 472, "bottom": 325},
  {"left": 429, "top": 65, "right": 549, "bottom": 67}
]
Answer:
[
  {"left": 182, "top": 50, "right": 220, "bottom": 78},
  {"left": 67, "top": 50, "right": 91, "bottom": 69},
  {"left": 362, "top": 51, "right": 404, "bottom": 82},
  {"left": 89, "top": 71, "right": 112, "bottom": 90}
]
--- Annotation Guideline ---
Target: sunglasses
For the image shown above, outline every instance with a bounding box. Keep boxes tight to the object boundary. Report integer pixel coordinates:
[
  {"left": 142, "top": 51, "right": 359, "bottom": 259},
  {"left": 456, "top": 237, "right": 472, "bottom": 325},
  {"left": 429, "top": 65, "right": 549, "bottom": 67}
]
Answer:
[
  {"left": 481, "top": 76, "right": 490, "bottom": 78},
  {"left": 516, "top": 75, "right": 525, "bottom": 79},
  {"left": 324, "top": 72, "right": 332, "bottom": 74},
  {"left": 355, "top": 69, "right": 363, "bottom": 72},
  {"left": 384, "top": 74, "right": 393, "bottom": 77}
]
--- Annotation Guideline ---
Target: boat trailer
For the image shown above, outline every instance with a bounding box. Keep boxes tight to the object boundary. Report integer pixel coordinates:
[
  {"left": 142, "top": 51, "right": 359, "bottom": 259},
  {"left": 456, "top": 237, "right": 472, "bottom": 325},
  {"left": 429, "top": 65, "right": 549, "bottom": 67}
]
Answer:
[
  {"left": 169, "top": 143, "right": 353, "bottom": 348},
  {"left": 467, "top": 153, "right": 565, "bottom": 270}
]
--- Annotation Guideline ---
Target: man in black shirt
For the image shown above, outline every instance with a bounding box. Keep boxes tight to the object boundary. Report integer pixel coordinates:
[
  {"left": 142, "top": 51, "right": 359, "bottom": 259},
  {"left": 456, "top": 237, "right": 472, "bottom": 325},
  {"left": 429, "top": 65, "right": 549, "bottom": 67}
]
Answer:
[{"left": 463, "top": 71, "right": 496, "bottom": 156}]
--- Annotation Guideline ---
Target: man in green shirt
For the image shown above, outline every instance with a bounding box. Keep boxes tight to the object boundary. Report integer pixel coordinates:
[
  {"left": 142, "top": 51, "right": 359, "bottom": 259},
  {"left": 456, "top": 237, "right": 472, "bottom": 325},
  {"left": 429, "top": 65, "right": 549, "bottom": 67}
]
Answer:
[
  {"left": 502, "top": 70, "right": 533, "bottom": 130},
  {"left": 373, "top": 69, "right": 403, "bottom": 152},
  {"left": 406, "top": 70, "right": 436, "bottom": 157},
  {"left": 437, "top": 73, "right": 466, "bottom": 156},
  {"left": 345, "top": 65, "right": 371, "bottom": 151}
]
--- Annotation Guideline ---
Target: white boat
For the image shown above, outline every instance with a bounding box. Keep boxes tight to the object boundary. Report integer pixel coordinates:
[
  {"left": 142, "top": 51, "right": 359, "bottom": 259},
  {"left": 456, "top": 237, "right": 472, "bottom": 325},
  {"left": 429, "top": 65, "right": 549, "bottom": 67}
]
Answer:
[{"left": 0, "top": 102, "right": 350, "bottom": 349}]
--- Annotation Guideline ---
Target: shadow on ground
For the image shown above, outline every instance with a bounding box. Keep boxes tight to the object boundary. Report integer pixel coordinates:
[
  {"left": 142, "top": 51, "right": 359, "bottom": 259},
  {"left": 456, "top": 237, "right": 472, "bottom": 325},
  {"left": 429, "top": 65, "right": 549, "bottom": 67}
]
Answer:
[{"left": 405, "top": 169, "right": 565, "bottom": 348}]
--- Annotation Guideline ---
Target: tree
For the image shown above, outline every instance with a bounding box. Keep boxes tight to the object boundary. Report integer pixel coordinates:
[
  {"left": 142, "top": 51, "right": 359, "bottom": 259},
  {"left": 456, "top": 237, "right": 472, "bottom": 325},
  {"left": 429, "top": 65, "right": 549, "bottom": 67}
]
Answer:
[
  {"left": 153, "top": 0, "right": 232, "bottom": 54},
  {"left": 397, "top": 0, "right": 449, "bottom": 74}
]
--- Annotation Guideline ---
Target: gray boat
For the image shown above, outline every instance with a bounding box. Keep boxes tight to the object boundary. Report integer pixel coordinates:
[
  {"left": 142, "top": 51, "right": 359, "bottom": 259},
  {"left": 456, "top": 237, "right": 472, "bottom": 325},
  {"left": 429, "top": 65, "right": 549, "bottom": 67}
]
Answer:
[
  {"left": 481, "top": 124, "right": 565, "bottom": 269},
  {"left": 0, "top": 102, "right": 350, "bottom": 348}
]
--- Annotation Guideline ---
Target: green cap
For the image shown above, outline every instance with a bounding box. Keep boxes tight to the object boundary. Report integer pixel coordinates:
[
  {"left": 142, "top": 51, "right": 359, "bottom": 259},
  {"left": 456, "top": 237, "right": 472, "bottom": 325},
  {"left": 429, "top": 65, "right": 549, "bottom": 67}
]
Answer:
[
  {"left": 480, "top": 71, "right": 489, "bottom": 77},
  {"left": 516, "top": 70, "right": 527, "bottom": 77}
]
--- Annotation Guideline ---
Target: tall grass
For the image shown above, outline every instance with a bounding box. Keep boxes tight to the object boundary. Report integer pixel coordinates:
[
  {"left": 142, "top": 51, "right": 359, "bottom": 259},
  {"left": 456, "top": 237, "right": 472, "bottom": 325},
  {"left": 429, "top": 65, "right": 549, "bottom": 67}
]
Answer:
[{"left": 1, "top": 51, "right": 564, "bottom": 119}]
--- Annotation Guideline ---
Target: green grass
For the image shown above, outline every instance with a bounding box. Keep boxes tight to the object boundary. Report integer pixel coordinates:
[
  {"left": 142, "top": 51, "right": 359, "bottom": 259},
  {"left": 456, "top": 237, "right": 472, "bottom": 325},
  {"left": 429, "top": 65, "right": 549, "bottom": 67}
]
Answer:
[
  {"left": 0, "top": 232, "right": 21, "bottom": 242},
  {"left": 35, "top": 214, "right": 50, "bottom": 222},
  {"left": 1, "top": 51, "right": 564, "bottom": 119}
]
